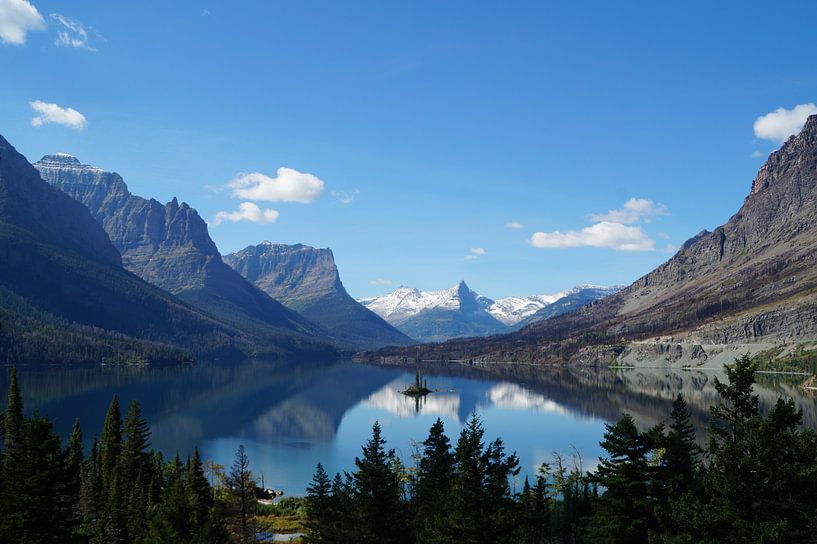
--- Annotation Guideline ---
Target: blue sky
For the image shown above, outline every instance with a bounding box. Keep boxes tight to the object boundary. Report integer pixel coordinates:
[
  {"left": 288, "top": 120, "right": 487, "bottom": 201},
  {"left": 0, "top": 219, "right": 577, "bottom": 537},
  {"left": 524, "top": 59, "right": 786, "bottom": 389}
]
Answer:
[{"left": 2, "top": 1, "right": 816, "bottom": 299}]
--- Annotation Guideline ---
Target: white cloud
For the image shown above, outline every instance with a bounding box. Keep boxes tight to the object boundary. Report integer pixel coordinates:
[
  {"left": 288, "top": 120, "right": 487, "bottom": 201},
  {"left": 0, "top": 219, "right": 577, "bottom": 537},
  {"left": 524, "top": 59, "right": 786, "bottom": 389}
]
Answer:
[
  {"left": 530, "top": 221, "right": 655, "bottom": 251},
  {"left": 465, "top": 247, "right": 486, "bottom": 261},
  {"left": 50, "top": 13, "right": 96, "bottom": 50},
  {"left": 751, "top": 150, "right": 765, "bottom": 158},
  {"left": 332, "top": 189, "right": 359, "bottom": 204},
  {"left": 505, "top": 221, "right": 524, "bottom": 229},
  {"left": 0, "top": 0, "right": 44, "bottom": 44},
  {"left": 370, "top": 278, "right": 392, "bottom": 286},
  {"left": 228, "top": 167, "right": 324, "bottom": 203},
  {"left": 753, "top": 103, "right": 817, "bottom": 143},
  {"left": 29, "top": 100, "right": 87, "bottom": 130},
  {"left": 590, "top": 198, "right": 668, "bottom": 224},
  {"left": 212, "top": 202, "right": 279, "bottom": 226}
]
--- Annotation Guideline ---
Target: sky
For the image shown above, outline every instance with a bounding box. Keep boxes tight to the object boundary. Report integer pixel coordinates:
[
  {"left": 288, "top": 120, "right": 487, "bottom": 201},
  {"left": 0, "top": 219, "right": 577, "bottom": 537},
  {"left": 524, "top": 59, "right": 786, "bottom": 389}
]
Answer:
[{"left": 2, "top": 1, "right": 816, "bottom": 299}]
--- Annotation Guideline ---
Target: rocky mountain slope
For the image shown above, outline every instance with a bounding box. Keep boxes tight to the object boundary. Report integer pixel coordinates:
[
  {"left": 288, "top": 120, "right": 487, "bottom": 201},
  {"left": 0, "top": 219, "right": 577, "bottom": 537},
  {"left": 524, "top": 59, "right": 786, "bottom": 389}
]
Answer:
[
  {"left": 0, "top": 135, "right": 334, "bottom": 365},
  {"left": 359, "top": 282, "right": 619, "bottom": 342},
  {"left": 35, "top": 154, "right": 329, "bottom": 348},
  {"left": 364, "top": 115, "right": 817, "bottom": 366},
  {"left": 225, "top": 242, "right": 413, "bottom": 349}
]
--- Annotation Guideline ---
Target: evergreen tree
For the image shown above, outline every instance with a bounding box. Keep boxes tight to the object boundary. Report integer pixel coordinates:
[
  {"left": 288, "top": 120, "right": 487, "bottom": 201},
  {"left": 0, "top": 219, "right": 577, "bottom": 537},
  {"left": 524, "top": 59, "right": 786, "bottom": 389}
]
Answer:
[
  {"left": 99, "top": 395, "right": 122, "bottom": 492},
  {"left": 586, "top": 414, "right": 657, "bottom": 544},
  {"left": 448, "top": 414, "right": 488, "bottom": 544},
  {"left": 661, "top": 393, "right": 701, "bottom": 495},
  {"left": 3, "top": 368, "right": 22, "bottom": 454},
  {"left": 187, "top": 447, "right": 213, "bottom": 527},
  {"left": 353, "top": 421, "right": 407, "bottom": 544},
  {"left": 329, "top": 472, "right": 358, "bottom": 543},
  {"left": 0, "top": 414, "right": 75, "bottom": 543},
  {"left": 304, "top": 463, "right": 334, "bottom": 544},
  {"left": 483, "top": 435, "right": 520, "bottom": 540},
  {"left": 516, "top": 469, "right": 551, "bottom": 544},
  {"left": 414, "top": 418, "right": 455, "bottom": 543},
  {"left": 226, "top": 444, "right": 256, "bottom": 543}
]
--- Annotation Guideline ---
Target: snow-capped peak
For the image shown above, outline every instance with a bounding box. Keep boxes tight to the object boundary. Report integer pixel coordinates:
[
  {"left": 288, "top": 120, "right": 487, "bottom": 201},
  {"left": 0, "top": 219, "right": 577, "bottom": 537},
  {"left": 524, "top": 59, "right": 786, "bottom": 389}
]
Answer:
[{"left": 359, "top": 282, "right": 621, "bottom": 326}]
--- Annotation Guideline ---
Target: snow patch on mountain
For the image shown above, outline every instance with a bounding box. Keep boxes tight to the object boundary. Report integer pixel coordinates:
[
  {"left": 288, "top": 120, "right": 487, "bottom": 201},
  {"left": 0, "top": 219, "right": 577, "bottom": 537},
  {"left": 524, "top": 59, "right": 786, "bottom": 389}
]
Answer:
[{"left": 359, "top": 282, "right": 619, "bottom": 326}]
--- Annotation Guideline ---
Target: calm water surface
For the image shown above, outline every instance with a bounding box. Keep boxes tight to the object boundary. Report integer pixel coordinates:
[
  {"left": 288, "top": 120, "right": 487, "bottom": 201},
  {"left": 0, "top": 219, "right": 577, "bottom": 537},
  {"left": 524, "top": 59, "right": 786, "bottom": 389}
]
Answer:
[{"left": 1, "top": 360, "right": 815, "bottom": 495}]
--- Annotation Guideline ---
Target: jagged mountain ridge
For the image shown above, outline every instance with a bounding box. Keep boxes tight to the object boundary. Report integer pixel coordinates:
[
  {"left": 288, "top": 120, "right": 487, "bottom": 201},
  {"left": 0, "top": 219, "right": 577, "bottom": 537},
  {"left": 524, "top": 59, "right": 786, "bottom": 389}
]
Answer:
[
  {"left": 35, "top": 154, "right": 327, "bottom": 344},
  {"left": 359, "top": 281, "right": 618, "bottom": 342},
  {"left": 359, "top": 281, "right": 508, "bottom": 342},
  {"left": 364, "top": 115, "right": 817, "bottom": 364},
  {"left": 0, "top": 134, "right": 335, "bottom": 365},
  {"left": 225, "top": 242, "right": 414, "bottom": 349}
]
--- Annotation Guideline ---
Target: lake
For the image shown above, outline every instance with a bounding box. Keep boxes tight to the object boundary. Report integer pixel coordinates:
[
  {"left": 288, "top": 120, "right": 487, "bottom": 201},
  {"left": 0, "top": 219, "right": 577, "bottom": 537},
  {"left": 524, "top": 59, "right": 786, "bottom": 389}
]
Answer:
[{"left": 1, "top": 360, "right": 815, "bottom": 495}]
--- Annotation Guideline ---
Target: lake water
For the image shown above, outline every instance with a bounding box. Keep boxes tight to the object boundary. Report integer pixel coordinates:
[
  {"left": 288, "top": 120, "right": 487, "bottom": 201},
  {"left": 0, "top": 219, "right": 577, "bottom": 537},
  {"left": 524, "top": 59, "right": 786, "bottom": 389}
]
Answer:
[{"left": 1, "top": 360, "right": 815, "bottom": 495}]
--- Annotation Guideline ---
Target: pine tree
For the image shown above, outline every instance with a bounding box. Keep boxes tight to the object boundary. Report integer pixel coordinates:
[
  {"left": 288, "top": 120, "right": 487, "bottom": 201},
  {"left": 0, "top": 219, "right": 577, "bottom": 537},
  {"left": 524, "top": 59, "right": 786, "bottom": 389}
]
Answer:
[
  {"left": 353, "top": 421, "right": 407, "bottom": 544},
  {"left": 226, "top": 444, "right": 256, "bottom": 543},
  {"left": 121, "top": 400, "right": 151, "bottom": 474},
  {"left": 516, "top": 469, "right": 552, "bottom": 544},
  {"left": 414, "top": 418, "right": 455, "bottom": 543},
  {"left": 99, "top": 395, "right": 122, "bottom": 492},
  {"left": 586, "top": 414, "right": 657, "bottom": 544},
  {"left": 660, "top": 394, "right": 701, "bottom": 497},
  {"left": 0, "top": 368, "right": 26, "bottom": 542},
  {"left": 3, "top": 368, "right": 22, "bottom": 454},
  {"left": 330, "top": 472, "right": 358, "bottom": 543},
  {"left": 187, "top": 447, "right": 213, "bottom": 528},
  {"left": 304, "top": 463, "right": 334, "bottom": 544},
  {"left": 0, "top": 414, "right": 75, "bottom": 543},
  {"left": 448, "top": 414, "right": 488, "bottom": 544}
]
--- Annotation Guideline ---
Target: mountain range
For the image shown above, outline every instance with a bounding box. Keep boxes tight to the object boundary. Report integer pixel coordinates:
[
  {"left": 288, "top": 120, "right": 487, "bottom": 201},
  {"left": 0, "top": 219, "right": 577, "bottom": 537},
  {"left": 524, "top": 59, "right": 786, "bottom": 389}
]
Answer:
[
  {"left": 224, "top": 242, "right": 413, "bottom": 349},
  {"left": 358, "top": 281, "right": 620, "bottom": 342},
  {"left": 0, "top": 135, "right": 336, "bottom": 365},
  {"left": 364, "top": 114, "right": 817, "bottom": 366}
]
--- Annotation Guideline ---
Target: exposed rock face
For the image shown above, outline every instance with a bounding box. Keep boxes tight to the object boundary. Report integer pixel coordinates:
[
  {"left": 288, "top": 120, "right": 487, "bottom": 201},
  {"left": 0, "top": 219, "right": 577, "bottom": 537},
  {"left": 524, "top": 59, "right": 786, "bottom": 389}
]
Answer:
[
  {"left": 35, "top": 154, "right": 321, "bottom": 337},
  {"left": 226, "top": 242, "right": 343, "bottom": 307},
  {"left": 367, "top": 115, "right": 817, "bottom": 365},
  {"left": 0, "top": 136, "right": 239, "bottom": 364},
  {"left": 0, "top": 151, "right": 121, "bottom": 267},
  {"left": 225, "top": 243, "right": 414, "bottom": 349}
]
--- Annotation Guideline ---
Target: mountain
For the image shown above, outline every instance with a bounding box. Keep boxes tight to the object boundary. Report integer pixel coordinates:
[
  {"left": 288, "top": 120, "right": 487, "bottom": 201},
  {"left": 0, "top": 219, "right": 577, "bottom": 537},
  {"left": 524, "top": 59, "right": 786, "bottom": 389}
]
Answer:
[
  {"left": 224, "top": 242, "right": 414, "bottom": 349},
  {"left": 0, "top": 135, "right": 333, "bottom": 365},
  {"left": 519, "top": 285, "right": 623, "bottom": 325},
  {"left": 364, "top": 115, "right": 817, "bottom": 366},
  {"left": 359, "top": 282, "right": 619, "bottom": 342},
  {"left": 359, "top": 281, "right": 507, "bottom": 342},
  {"left": 34, "top": 153, "right": 331, "bottom": 349}
]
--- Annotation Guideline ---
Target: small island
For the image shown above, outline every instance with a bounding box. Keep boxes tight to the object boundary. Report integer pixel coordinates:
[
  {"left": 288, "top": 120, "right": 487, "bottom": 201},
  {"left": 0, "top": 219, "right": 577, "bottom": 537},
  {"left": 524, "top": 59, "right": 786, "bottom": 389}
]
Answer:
[{"left": 401, "top": 370, "right": 432, "bottom": 397}]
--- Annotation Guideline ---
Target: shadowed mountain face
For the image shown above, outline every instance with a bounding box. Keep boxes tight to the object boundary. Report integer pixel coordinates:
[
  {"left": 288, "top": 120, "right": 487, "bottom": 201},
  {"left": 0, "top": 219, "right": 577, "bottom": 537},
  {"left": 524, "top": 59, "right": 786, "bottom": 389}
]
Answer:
[
  {"left": 367, "top": 115, "right": 817, "bottom": 364},
  {"left": 225, "top": 242, "right": 414, "bottom": 349},
  {"left": 0, "top": 135, "right": 260, "bottom": 364},
  {"left": 35, "top": 154, "right": 330, "bottom": 347}
]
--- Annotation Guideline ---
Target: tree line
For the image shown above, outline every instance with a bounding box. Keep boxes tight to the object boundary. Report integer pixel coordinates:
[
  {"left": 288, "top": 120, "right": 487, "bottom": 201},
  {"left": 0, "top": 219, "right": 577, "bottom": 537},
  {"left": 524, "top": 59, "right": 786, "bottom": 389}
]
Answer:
[
  {"left": 304, "top": 355, "right": 817, "bottom": 544},
  {"left": 0, "top": 368, "right": 271, "bottom": 543}
]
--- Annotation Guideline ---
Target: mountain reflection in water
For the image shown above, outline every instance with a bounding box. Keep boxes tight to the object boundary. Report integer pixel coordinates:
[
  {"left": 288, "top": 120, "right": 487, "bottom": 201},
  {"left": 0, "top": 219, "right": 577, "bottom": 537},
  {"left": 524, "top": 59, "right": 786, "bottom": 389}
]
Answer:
[{"left": 1, "top": 360, "right": 814, "bottom": 494}]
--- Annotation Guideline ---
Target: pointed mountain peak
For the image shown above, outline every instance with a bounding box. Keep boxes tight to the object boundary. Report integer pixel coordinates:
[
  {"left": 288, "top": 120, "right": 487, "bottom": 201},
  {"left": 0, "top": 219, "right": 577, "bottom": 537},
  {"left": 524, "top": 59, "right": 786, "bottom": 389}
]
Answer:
[{"left": 750, "top": 113, "right": 817, "bottom": 197}]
